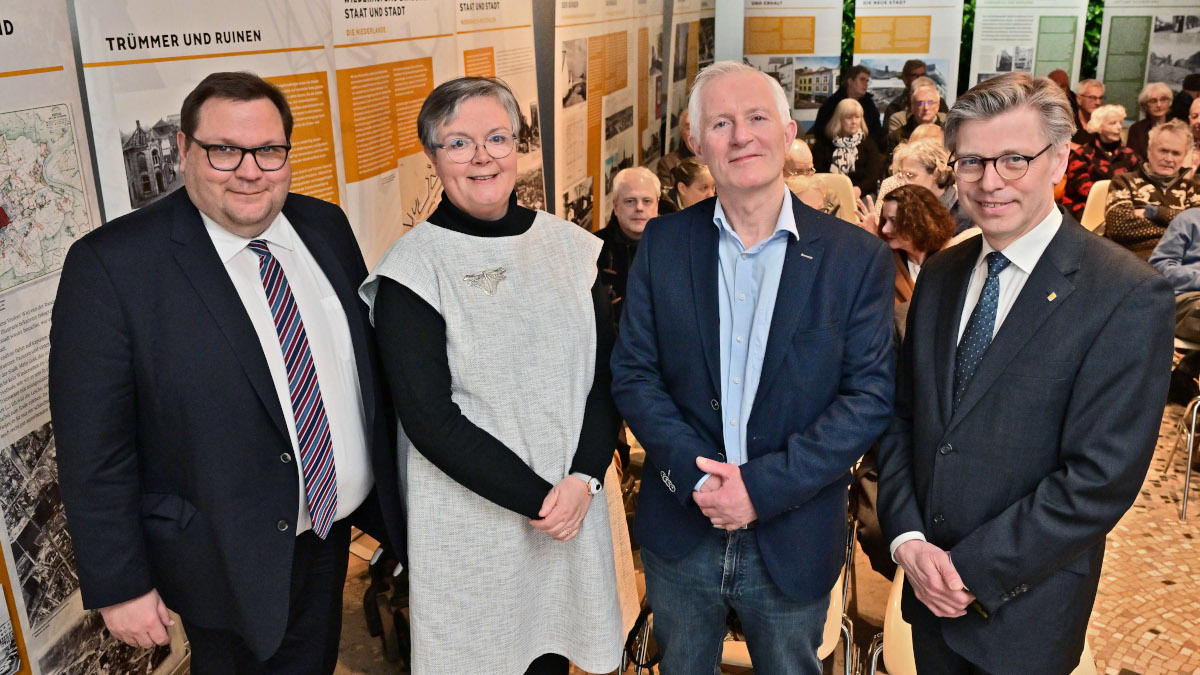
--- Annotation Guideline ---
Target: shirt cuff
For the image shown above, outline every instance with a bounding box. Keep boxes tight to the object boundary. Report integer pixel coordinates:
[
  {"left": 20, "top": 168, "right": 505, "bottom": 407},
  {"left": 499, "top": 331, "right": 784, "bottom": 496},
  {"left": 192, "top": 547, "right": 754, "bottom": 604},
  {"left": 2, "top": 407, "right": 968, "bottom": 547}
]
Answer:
[
  {"left": 889, "top": 531, "right": 927, "bottom": 563},
  {"left": 694, "top": 473, "right": 712, "bottom": 491}
]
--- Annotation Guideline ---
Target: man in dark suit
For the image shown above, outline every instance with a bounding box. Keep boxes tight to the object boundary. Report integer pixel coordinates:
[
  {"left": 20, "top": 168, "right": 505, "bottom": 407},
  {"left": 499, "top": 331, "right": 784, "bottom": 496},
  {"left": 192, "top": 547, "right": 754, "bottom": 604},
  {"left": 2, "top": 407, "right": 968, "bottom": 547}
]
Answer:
[
  {"left": 877, "top": 72, "right": 1174, "bottom": 674},
  {"left": 611, "top": 61, "right": 894, "bottom": 673},
  {"left": 48, "top": 72, "right": 401, "bottom": 674}
]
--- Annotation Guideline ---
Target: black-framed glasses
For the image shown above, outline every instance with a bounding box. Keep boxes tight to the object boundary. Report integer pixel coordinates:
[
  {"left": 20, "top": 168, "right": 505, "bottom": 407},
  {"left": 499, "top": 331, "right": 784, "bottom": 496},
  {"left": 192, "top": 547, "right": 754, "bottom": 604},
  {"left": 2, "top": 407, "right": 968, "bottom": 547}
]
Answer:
[
  {"left": 948, "top": 143, "right": 1052, "bottom": 182},
  {"left": 189, "top": 137, "right": 291, "bottom": 171},
  {"left": 433, "top": 132, "right": 516, "bottom": 164}
]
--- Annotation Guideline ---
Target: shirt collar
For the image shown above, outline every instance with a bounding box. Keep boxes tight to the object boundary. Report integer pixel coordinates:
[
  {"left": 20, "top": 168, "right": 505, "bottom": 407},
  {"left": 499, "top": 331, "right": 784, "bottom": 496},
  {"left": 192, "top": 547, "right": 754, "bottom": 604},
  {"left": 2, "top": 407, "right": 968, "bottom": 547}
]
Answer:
[
  {"left": 977, "top": 206, "right": 1062, "bottom": 275},
  {"left": 200, "top": 210, "right": 294, "bottom": 264},
  {"left": 712, "top": 186, "right": 799, "bottom": 244}
]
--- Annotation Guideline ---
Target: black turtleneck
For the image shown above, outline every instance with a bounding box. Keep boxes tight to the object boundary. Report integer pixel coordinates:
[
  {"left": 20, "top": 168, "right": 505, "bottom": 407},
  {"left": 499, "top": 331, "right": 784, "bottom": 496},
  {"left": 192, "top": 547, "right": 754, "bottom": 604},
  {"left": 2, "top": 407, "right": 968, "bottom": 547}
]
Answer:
[{"left": 372, "top": 194, "right": 617, "bottom": 520}]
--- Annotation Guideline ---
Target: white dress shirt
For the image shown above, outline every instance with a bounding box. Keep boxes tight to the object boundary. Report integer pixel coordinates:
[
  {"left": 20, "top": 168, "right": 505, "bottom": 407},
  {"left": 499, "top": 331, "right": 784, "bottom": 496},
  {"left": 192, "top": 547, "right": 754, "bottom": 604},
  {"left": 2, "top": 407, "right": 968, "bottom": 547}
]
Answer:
[
  {"left": 203, "top": 211, "right": 372, "bottom": 535},
  {"left": 889, "top": 206, "right": 1062, "bottom": 560}
]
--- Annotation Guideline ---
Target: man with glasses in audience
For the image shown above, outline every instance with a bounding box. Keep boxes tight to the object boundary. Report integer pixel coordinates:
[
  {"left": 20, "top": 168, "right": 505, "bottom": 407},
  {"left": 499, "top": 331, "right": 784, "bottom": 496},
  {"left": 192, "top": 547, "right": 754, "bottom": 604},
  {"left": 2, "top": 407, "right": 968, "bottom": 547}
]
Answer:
[
  {"left": 878, "top": 72, "right": 1174, "bottom": 674},
  {"left": 885, "top": 80, "right": 946, "bottom": 152},
  {"left": 784, "top": 138, "right": 816, "bottom": 178},
  {"left": 1072, "top": 79, "right": 1105, "bottom": 146},
  {"left": 49, "top": 72, "right": 400, "bottom": 673}
]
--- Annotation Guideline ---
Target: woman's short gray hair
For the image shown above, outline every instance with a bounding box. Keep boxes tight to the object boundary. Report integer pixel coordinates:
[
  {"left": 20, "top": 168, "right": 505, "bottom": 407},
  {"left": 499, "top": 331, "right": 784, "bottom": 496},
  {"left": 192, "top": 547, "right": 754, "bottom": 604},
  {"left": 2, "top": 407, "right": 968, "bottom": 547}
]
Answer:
[
  {"left": 943, "top": 72, "right": 1074, "bottom": 154},
  {"left": 688, "top": 61, "right": 791, "bottom": 147},
  {"left": 1086, "top": 104, "right": 1126, "bottom": 134},
  {"left": 1137, "top": 81, "right": 1173, "bottom": 115},
  {"left": 417, "top": 76, "right": 523, "bottom": 151},
  {"left": 891, "top": 139, "right": 953, "bottom": 189},
  {"left": 825, "top": 97, "right": 863, "bottom": 139}
]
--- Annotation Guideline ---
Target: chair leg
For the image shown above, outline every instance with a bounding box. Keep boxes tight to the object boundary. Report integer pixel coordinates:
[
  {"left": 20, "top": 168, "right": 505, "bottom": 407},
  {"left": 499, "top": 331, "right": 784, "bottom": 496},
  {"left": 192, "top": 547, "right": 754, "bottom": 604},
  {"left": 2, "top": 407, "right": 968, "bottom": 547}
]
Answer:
[
  {"left": 633, "top": 614, "right": 652, "bottom": 674},
  {"left": 840, "top": 615, "right": 854, "bottom": 675},
  {"left": 1165, "top": 398, "right": 1199, "bottom": 474},
  {"left": 1184, "top": 401, "right": 1199, "bottom": 520},
  {"left": 865, "top": 633, "right": 883, "bottom": 675}
]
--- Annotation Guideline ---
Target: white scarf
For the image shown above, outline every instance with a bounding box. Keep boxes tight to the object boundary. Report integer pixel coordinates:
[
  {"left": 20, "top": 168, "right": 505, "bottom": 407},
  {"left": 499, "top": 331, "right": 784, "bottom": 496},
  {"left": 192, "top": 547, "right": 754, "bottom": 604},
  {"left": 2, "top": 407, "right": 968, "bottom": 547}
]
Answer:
[{"left": 832, "top": 129, "right": 863, "bottom": 176}]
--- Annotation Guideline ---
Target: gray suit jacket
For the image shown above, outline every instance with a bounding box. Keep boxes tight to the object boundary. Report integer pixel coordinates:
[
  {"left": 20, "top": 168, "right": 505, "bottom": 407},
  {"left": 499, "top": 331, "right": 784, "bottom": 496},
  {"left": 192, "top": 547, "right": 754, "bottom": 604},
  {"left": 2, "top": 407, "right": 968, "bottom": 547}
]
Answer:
[{"left": 878, "top": 212, "right": 1174, "bottom": 673}]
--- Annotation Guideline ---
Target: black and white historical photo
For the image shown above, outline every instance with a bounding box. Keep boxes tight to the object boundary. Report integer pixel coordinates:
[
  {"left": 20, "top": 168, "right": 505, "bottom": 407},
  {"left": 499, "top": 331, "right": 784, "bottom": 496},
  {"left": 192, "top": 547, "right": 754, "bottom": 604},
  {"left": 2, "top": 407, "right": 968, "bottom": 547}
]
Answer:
[{"left": 119, "top": 114, "right": 182, "bottom": 210}]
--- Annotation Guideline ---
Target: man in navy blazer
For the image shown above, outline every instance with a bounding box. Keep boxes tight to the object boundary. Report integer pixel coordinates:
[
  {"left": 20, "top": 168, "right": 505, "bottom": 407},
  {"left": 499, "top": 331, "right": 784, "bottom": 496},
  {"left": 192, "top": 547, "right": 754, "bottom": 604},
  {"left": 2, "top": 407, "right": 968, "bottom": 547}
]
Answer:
[
  {"left": 611, "top": 61, "right": 894, "bottom": 673},
  {"left": 49, "top": 73, "right": 401, "bottom": 673}
]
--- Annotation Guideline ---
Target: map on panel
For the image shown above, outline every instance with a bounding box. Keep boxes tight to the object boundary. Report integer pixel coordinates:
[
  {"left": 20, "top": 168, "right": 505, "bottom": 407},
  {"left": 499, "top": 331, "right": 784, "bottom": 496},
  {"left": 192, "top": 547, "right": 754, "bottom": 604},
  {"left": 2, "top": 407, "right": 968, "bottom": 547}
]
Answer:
[{"left": 0, "top": 104, "right": 94, "bottom": 294}]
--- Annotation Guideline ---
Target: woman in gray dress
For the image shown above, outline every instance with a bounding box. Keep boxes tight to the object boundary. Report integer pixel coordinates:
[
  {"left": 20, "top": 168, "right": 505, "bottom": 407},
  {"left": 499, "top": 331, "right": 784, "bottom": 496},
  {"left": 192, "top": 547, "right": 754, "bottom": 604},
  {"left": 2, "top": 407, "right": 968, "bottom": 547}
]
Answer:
[{"left": 359, "top": 77, "right": 636, "bottom": 675}]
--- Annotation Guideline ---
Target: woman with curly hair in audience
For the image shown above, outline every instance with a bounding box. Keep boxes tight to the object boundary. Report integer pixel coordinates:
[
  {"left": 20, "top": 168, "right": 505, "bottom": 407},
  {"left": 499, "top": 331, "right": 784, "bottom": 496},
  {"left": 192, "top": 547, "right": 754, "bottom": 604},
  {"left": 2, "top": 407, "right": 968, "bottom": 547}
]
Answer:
[
  {"left": 1127, "top": 82, "right": 1181, "bottom": 162},
  {"left": 878, "top": 184, "right": 957, "bottom": 309}
]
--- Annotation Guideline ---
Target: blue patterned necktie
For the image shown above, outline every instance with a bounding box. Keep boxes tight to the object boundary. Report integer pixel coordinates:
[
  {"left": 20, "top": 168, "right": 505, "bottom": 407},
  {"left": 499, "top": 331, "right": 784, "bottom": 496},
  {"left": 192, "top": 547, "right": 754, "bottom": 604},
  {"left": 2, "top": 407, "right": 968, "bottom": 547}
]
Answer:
[
  {"left": 247, "top": 239, "right": 338, "bottom": 539},
  {"left": 953, "top": 251, "right": 1011, "bottom": 411}
]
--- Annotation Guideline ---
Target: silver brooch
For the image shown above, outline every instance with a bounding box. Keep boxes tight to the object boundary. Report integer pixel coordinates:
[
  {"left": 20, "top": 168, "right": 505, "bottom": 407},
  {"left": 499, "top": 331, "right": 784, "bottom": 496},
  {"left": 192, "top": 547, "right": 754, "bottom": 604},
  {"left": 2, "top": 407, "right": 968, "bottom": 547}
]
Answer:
[{"left": 463, "top": 267, "right": 507, "bottom": 296}]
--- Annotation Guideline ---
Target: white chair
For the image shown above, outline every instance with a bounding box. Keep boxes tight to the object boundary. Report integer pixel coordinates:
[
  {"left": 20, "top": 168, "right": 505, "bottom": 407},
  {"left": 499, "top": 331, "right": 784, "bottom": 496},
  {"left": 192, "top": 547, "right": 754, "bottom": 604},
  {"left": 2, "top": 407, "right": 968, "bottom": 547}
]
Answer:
[
  {"left": 815, "top": 172, "right": 857, "bottom": 224},
  {"left": 865, "top": 568, "right": 1098, "bottom": 674},
  {"left": 1079, "top": 179, "right": 1110, "bottom": 233},
  {"left": 947, "top": 227, "right": 982, "bottom": 247},
  {"left": 1165, "top": 337, "right": 1200, "bottom": 520}
]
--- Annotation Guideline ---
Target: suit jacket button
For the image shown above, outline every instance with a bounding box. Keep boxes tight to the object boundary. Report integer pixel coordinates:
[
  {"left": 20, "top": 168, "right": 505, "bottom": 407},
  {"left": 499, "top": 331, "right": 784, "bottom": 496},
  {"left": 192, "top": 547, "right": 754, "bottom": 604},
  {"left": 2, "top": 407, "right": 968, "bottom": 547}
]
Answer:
[
  {"left": 281, "top": 453, "right": 292, "bottom": 463},
  {"left": 932, "top": 513, "right": 945, "bottom": 525},
  {"left": 938, "top": 444, "right": 953, "bottom": 455},
  {"left": 277, "top": 520, "right": 289, "bottom": 531},
  {"left": 711, "top": 399, "right": 720, "bottom": 411}
]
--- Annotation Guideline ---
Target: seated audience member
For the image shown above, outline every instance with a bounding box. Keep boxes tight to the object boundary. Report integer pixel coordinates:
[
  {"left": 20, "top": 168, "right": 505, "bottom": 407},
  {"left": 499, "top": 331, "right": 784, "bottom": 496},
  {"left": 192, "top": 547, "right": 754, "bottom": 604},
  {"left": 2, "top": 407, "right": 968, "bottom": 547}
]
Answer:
[
  {"left": 863, "top": 140, "right": 971, "bottom": 235},
  {"left": 1062, "top": 104, "right": 1140, "bottom": 219},
  {"left": 1170, "top": 73, "right": 1200, "bottom": 124},
  {"left": 786, "top": 173, "right": 841, "bottom": 217},
  {"left": 1106, "top": 119, "right": 1200, "bottom": 259},
  {"left": 1047, "top": 68, "right": 1081, "bottom": 123},
  {"left": 1149, "top": 208, "right": 1200, "bottom": 343},
  {"left": 813, "top": 97, "right": 886, "bottom": 198},
  {"left": 907, "top": 122, "right": 943, "bottom": 144},
  {"left": 598, "top": 167, "right": 659, "bottom": 328},
  {"left": 1128, "top": 82, "right": 1180, "bottom": 161},
  {"left": 878, "top": 184, "right": 956, "bottom": 309},
  {"left": 886, "top": 79, "right": 946, "bottom": 152},
  {"left": 655, "top": 108, "right": 694, "bottom": 187},
  {"left": 812, "top": 64, "right": 884, "bottom": 144},
  {"left": 659, "top": 156, "right": 714, "bottom": 215},
  {"left": 883, "top": 60, "right": 929, "bottom": 131},
  {"left": 1072, "top": 79, "right": 1105, "bottom": 146},
  {"left": 1189, "top": 96, "right": 1199, "bottom": 176},
  {"left": 784, "top": 138, "right": 816, "bottom": 177}
]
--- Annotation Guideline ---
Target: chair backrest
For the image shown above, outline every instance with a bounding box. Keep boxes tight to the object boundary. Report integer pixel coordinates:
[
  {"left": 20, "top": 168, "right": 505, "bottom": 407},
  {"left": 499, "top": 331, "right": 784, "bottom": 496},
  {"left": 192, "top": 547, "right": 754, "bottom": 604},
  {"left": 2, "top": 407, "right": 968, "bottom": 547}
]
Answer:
[
  {"left": 815, "top": 172, "right": 857, "bottom": 224},
  {"left": 1080, "top": 179, "right": 1110, "bottom": 233},
  {"left": 947, "top": 227, "right": 982, "bottom": 247},
  {"left": 883, "top": 568, "right": 1098, "bottom": 675}
]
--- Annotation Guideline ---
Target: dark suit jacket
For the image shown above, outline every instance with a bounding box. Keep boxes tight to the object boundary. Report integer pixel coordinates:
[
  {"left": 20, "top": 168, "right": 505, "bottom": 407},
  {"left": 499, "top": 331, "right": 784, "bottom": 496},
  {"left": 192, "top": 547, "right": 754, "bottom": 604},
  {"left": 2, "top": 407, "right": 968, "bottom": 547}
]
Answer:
[
  {"left": 48, "top": 188, "right": 401, "bottom": 660},
  {"left": 611, "top": 194, "right": 895, "bottom": 602},
  {"left": 877, "top": 212, "right": 1174, "bottom": 674}
]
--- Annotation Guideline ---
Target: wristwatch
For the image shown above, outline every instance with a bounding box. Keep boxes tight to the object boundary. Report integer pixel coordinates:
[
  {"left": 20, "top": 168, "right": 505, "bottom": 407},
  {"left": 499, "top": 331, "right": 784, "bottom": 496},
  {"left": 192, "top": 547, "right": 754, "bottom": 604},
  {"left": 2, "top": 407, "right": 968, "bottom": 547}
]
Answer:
[{"left": 571, "top": 472, "right": 603, "bottom": 495}]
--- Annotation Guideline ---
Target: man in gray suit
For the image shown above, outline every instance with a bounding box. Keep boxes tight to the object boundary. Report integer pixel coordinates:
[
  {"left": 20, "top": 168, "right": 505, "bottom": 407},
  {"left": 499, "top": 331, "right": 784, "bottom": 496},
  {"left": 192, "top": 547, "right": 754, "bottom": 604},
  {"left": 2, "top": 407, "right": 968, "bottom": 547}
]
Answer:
[{"left": 878, "top": 72, "right": 1174, "bottom": 674}]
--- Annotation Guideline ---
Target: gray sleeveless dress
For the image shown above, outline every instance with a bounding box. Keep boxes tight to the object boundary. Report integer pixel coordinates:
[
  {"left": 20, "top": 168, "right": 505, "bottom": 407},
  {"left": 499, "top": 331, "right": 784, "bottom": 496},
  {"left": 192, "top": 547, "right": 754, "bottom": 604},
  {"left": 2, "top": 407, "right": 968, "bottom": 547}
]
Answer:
[{"left": 359, "top": 211, "right": 637, "bottom": 674}]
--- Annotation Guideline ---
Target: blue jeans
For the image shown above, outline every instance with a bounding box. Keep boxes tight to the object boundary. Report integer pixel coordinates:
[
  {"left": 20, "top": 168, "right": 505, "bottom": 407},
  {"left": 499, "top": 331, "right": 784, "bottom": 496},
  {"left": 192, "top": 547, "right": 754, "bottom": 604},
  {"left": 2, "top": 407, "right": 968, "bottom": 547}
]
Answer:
[{"left": 641, "top": 528, "right": 829, "bottom": 675}]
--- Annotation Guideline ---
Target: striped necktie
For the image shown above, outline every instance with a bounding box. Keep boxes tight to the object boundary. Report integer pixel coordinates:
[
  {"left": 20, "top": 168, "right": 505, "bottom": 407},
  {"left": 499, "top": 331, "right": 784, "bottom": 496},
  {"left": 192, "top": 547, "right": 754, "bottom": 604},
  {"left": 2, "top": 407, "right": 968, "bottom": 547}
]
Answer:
[{"left": 247, "top": 239, "right": 338, "bottom": 539}]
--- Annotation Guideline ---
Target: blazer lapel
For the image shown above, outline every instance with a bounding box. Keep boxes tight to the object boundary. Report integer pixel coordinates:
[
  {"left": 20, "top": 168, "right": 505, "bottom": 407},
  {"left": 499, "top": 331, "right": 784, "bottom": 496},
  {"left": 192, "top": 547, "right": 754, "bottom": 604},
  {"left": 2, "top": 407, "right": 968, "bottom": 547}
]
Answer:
[
  {"left": 933, "top": 238, "right": 981, "bottom": 427},
  {"left": 946, "top": 218, "right": 1084, "bottom": 432},
  {"left": 287, "top": 200, "right": 377, "bottom": 430},
  {"left": 689, "top": 205, "right": 722, "bottom": 397},
  {"left": 755, "top": 198, "right": 823, "bottom": 400},
  {"left": 168, "top": 191, "right": 289, "bottom": 440}
]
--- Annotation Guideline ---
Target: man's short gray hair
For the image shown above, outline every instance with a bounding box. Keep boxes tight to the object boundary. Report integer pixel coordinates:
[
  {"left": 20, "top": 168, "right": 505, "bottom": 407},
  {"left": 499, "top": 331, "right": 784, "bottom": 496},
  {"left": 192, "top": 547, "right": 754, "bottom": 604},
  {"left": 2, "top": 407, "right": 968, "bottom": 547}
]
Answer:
[
  {"left": 1148, "top": 118, "right": 1192, "bottom": 149},
  {"left": 416, "top": 76, "right": 522, "bottom": 151},
  {"left": 1075, "top": 78, "right": 1104, "bottom": 95},
  {"left": 1086, "top": 104, "right": 1126, "bottom": 134},
  {"left": 612, "top": 166, "right": 660, "bottom": 197},
  {"left": 688, "top": 61, "right": 791, "bottom": 147},
  {"left": 943, "top": 72, "right": 1074, "bottom": 154}
]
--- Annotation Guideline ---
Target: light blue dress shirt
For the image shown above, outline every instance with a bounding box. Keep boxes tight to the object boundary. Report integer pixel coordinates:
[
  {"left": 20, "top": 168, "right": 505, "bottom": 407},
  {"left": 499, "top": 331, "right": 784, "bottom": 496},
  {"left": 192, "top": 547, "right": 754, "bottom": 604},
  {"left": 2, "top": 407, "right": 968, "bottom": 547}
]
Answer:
[{"left": 696, "top": 190, "right": 798, "bottom": 489}]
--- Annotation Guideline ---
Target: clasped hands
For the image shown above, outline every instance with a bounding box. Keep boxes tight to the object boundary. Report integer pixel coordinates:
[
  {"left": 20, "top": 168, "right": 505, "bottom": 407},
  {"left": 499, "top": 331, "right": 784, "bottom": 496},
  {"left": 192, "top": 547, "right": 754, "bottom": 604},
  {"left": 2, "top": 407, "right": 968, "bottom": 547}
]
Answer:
[
  {"left": 894, "top": 539, "right": 976, "bottom": 617},
  {"left": 530, "top": 475, "right": 592, "bottom": 542},
  {"left": 693, "top": 456, "right": 757, "bottom": 530}
]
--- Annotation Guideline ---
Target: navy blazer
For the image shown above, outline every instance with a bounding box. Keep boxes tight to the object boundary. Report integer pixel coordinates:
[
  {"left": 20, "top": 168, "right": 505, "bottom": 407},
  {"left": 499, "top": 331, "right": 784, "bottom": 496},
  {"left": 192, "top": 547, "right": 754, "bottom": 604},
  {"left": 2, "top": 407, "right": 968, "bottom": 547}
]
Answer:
[
  {"left": 877, "top": 214, "right": 1174, "bottom": 673},
  {"left": 612, "top": 193, "right": 895, "bottom": 602},
  {"left": 49, "top": 188, "right": 401, "bottom": 660}
]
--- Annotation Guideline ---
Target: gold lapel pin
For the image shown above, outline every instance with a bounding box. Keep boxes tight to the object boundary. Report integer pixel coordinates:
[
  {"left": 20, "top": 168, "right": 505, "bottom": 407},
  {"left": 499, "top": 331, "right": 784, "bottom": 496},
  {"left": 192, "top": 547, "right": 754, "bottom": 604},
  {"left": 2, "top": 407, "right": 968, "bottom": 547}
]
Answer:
[{"left": 1047, "top": 292, "right": 1057, "bottom": 302}]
